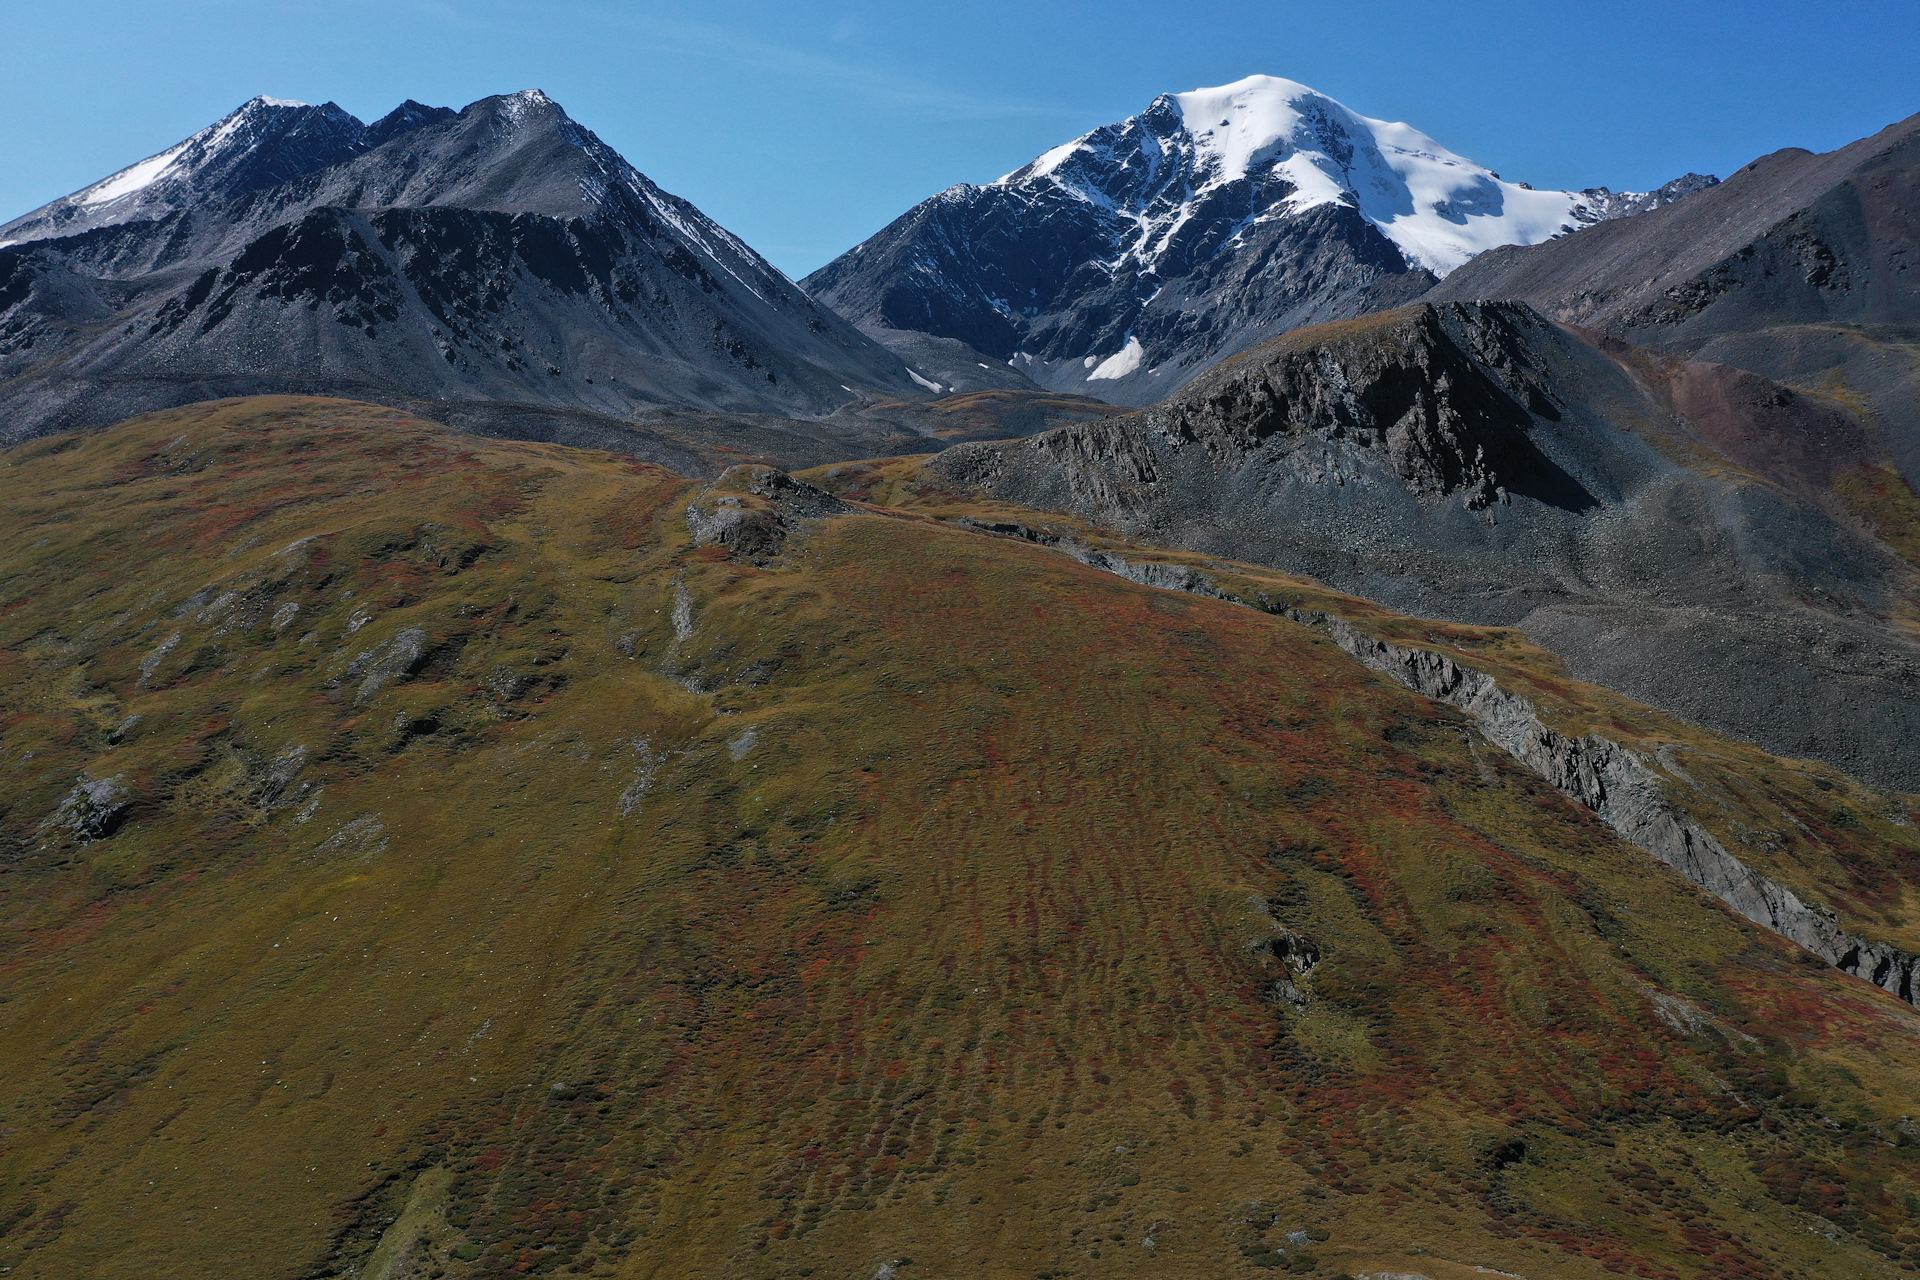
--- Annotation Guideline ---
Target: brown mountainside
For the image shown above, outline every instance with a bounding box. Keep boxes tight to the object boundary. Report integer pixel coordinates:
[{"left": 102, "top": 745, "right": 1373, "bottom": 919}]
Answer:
[{"left": 2, "top": 398, "right": 1920, "bottom": 1280}]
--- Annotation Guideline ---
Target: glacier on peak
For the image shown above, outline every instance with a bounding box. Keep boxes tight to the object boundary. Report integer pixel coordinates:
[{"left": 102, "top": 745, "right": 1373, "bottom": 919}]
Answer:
[{"left": 998, "top": 73, "right": 1600, "bottom": 277}]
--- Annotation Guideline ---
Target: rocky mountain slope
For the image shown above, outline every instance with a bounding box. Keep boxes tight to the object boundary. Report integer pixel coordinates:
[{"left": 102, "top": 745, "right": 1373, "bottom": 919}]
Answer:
[
  {"left": 1429, "top": 111, "right": 1920, "bottom": 485},
  {"left": 0, "top": 91, "right": 940, "bottom": 441},
  {"left": 804, "top": 75, "right": 1713, "bottom": 406},
  {"left": 3, "top": 397, "right": 1919, "bottom": 1280},
  {"left": 913, "top": 301, "right": 1920, "bottom": 792}
]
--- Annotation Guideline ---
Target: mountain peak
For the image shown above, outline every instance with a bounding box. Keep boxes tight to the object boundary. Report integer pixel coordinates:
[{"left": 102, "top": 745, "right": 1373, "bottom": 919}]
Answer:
[
  {"left": 1000, "top": 73, "right": 1594, "bottom": 278},
  {"left": 0, "top": 95, "right": 478, "bottom": 247},
  {"left": 0, "top": 97, "right": 372, "bottom": 244},
  {"left": 363, "top": 99, "right": 457, "bottom": 148},
  {"left": 485, "top": 88, "right": 565, "bottom": 125},
  {"left": 0, "top": 86, "right": 928, "bottom": 431},
  {"left": 805, "top": 73, "right": 1728, "bottom": 408}
]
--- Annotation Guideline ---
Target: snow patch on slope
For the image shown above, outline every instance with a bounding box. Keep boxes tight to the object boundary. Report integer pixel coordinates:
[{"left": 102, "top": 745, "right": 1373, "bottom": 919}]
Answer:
[
  {"left": 1086, "top": 336, "right": 1144, "bottom": 381},
  {"left": 79, "top": 145, "right": 192, "bottom": 207},
  {"left": 44, "top": 96, "right": 340, "bottom": 220}
]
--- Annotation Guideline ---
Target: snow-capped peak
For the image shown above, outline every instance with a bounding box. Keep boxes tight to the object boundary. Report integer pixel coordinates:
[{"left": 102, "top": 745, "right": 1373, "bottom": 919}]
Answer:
[
  {"left": 1, "top": 97, "right": 380, "bottom": 245},
  {"left": 1001, "top": 74, "right": 1598, "bottom": 277}
]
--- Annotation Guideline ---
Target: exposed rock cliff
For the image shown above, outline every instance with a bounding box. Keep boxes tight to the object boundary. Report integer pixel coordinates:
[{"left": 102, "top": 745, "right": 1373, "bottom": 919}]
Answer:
[{"left": 685, "top": 465, "right": 852, "bottom": 564}]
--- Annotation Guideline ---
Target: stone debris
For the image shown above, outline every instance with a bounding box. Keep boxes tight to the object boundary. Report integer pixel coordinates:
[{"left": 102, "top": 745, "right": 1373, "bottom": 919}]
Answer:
[{"left": 345, "top": 627, "right": 429, "bottom": 701}]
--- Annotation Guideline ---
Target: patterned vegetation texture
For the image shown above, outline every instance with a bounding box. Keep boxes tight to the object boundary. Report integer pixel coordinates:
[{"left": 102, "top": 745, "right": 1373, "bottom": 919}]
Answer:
[{"left": 3, "top": 398, "right": 1920, "bottom": 1280}]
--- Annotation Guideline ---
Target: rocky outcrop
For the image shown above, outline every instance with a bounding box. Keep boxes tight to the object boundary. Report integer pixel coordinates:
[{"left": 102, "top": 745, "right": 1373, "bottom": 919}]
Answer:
[
  {"left": 685, "top": 465, "right": 852, "bottom": 564},
  {"left": 344, "top": 626, "right": 430, "bottom": 701},
  {"left": 925, "top": 302, "right": 1581, "bottom": 515},
  {"left": 1136, "top": 302, "right": 1563, "bottom": 507},
  {"left": 38, "top": 774, "right": 132, "bottom": 845}
]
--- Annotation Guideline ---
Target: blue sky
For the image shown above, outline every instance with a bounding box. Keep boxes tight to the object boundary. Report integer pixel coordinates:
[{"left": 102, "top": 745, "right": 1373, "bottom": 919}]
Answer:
[{"left": 4, "top": 0, "right": 1917, "bottom": 277}]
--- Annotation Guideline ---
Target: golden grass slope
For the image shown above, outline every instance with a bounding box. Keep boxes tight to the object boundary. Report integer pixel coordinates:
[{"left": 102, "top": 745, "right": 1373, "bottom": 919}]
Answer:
[{"left": 0, "top": 397, "right": 1918, "bottom": 1280}]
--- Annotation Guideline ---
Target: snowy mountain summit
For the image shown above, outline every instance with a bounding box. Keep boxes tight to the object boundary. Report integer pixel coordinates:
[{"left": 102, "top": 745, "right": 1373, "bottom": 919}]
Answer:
[
  {"left": 805, "top": 75, "right": 1715, "bottom": 405},
  {"left": 1008, "top": 74, "right": 1613, "bottom": 278}
]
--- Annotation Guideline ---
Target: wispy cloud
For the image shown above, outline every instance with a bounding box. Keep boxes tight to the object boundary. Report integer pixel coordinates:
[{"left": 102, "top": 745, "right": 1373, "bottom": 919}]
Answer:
[{"left": 572, "top": 9, "right": 1083, "bottom": 123}]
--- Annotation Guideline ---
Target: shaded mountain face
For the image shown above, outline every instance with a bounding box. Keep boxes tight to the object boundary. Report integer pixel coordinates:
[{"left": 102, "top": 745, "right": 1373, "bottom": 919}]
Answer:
[
  {"left": 804, "top": 75, "right": 1710, "bottom": 407},
  {"left": 4, "top": 398, "right": 1920, "bottom": 1280},
  {"left": 919, "top": 302, "right": 1920, "bottom": 792},
  {"left": 0, "top": 91, "right": 933, "bottom": 441},
  {"left": 1430, "top": 113, "right": 1920, "bottom": 485}
]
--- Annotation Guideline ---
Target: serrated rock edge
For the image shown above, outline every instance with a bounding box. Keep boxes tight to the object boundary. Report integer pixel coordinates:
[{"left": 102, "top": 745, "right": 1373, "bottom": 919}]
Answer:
[
  {"left": 1302, "top": 610, "right": 1919, "bottom": 1007},
  {"left": 955, "top": 516, "right": 1920, "bottom": 1007}
]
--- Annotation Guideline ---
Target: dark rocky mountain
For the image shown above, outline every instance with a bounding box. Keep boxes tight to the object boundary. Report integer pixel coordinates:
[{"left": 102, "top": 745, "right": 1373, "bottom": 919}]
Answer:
[
  {"left": 360, "top": 99, "right": 459, "bottom": 148},
  {"left": 0, "top": 91, "right": 940, "bottom": 444},
  {"left": 920, "top": 301, "right": 1920, "bottom": 791},
  {"left": 805, "top": 75, "right": 1713, "bottom": 408},
  {"left": 0, "top": 98, "right": 377, "bottom": 245},
  {"left": 1429, "top": 112, "right": 1920, "bottom": 485}
]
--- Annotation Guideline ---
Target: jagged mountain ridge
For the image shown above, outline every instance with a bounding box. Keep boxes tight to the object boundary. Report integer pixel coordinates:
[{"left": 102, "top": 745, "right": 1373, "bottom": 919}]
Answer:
[
  {"left": 0, "top": 96, "right": 456, "bottom": 247},
  {"left": 804, "top": 75, "right": 1716, "bottom": 407},
  {"left": 1429, "top": 110, "right": 1920, "bottom": 485},
  {"left": 1573, "top": 171, "right": 1720, "bottom": 221},
  {"left": 917, "top": 301, "right": 1920, "bottom": 792},
  {"left": 0, "top": 91, "right": 937, "bottom": 441}
]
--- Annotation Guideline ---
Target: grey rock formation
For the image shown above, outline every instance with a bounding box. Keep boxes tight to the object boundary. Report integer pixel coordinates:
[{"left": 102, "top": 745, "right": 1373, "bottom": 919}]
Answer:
[
  {"left": 38, "top": 774, "right": 132, "bottom": 845},
  {"left": 1570, "top": 173, "right": 1720, "bottom": 222},
  {"left": 0, "top": 91, "right": 936, "bottom": 444},
  {"left": 923, "top": 301, "right": 1920, "bottom": 791},
  {"left": 346, "top": 626, "right": 430, "bottom": 701},
  {"left": 806, "top": 186, "right": 1432, "bottom": 408},
  {"left": 1303, "top": 611, "right": 1917, "bottom": 1006}
]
